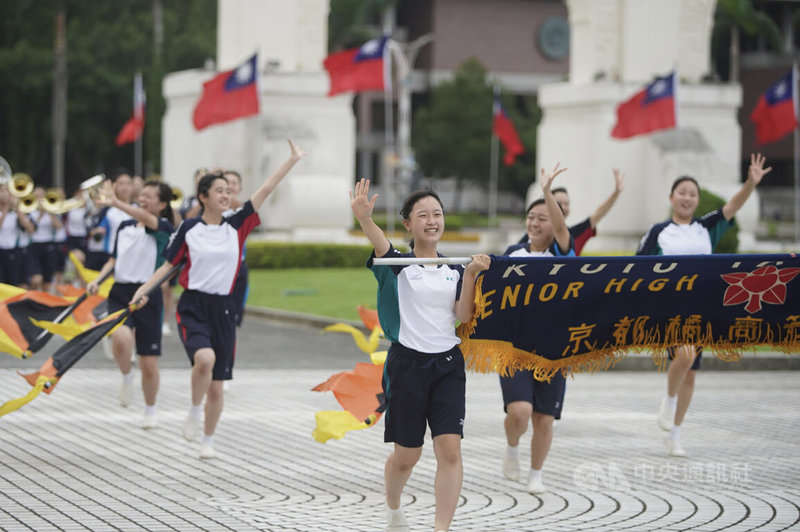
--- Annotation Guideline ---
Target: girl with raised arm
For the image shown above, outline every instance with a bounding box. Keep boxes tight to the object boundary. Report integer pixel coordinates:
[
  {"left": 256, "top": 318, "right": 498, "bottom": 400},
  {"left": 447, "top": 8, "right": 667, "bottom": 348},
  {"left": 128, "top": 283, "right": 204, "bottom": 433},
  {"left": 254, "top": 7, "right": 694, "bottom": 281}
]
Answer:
[
  {"left": 351, "top": 179, "right": 490, "bottom": 532},
  {"left": 131, "top": 140, "right": 306, "bottom": 459}
]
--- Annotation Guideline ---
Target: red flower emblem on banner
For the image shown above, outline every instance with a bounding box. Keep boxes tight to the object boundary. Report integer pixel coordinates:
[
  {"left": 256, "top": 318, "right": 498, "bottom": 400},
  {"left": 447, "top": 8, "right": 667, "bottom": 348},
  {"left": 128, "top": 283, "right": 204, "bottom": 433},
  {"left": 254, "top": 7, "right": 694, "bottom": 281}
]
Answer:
[{"left": 721, "top": 265, "right": 800, "bottom": 314}]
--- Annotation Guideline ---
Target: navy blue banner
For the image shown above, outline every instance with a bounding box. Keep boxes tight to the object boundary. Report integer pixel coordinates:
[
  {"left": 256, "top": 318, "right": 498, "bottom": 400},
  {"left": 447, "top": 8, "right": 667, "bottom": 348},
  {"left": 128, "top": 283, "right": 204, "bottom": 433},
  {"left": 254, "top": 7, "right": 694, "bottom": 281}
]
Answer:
[{"left": 458, "top": 254, "right": 800, "bottom": 379}]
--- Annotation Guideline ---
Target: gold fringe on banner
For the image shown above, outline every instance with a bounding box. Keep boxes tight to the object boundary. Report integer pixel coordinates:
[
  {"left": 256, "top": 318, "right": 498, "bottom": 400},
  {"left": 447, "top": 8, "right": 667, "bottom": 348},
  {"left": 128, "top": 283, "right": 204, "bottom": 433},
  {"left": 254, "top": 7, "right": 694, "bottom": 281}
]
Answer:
[{"left": 457, "top": 273, "right": 800, "bottom": 381}]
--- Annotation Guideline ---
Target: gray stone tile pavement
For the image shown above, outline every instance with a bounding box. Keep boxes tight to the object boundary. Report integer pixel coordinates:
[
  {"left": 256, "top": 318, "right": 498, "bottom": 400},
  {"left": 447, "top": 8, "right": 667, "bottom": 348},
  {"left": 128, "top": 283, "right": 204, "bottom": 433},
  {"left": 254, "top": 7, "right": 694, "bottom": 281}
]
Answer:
[{"left": 0, "top": 312, "right": 799, "bottom": 531}]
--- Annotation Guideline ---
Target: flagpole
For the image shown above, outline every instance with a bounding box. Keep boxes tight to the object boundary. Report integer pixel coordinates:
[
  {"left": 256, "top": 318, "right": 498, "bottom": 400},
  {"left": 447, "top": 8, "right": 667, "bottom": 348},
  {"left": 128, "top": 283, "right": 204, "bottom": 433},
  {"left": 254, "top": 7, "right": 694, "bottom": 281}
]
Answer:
[
  {"left": 384, "top": 39, "right": 396, "bottom": 234},
  {"left": 794, "top": 64, "right": 799, "bottom": 245},
  {"left": 489, "top": 85, "right": 500, "bottom": 229},
  {"left": 134, "top": 71, "right": 143, "bottom": 177}
]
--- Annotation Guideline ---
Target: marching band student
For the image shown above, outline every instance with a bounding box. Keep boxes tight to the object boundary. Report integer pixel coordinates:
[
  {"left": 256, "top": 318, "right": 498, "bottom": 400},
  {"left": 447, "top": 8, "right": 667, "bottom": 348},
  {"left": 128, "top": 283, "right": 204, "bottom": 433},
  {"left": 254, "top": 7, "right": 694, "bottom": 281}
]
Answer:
[
  {"left": 0, "top": 185, "right": 34, "bottom": 285},
  {"left": 28, "top": 187, "right": 63, "bottom": 292},
  {"left": 351, "top": 179, "right": 490, "bottom": 532},
  {"left": 64, "top": 188, "right": 89, "bottom": 268},
  {"left": 131, "top": 140, "right": 306, "bottom": 459},
  {"left": 87, "top": 181, "right": 175, "bottom": 429},
  {"left": 52, "top": 188, "right": 68, "bottom": 289},
  {"left": 638, "top": 153, "right": 771, "bottom": 457},
  {"left": 500, "top": 163, "right": 574, "bottom": 495}
]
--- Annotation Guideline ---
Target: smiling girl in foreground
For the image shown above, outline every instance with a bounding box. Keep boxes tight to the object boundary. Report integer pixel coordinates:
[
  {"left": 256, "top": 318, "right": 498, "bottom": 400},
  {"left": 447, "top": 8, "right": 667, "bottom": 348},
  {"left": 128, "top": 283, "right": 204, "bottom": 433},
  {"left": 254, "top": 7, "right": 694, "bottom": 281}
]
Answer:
[{"left": 351, "top": 179, "right": 489, "bottom": 532}]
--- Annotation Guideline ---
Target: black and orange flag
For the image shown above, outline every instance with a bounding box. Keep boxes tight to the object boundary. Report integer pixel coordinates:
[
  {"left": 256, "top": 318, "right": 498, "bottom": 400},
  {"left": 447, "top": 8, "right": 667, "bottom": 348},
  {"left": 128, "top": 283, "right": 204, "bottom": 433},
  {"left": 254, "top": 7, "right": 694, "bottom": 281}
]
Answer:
[
  {"left": 0, "top": 263, "right": 182, "bottom": 418},
  {"left": 0, "top": 288, "right": 75, "bottom": 359}
]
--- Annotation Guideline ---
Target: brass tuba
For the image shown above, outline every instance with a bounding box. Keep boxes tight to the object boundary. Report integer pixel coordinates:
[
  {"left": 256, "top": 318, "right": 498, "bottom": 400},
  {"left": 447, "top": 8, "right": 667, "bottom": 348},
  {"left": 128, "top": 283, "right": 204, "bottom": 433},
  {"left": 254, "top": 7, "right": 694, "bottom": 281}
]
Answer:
[
  {"left": 17, "top": 193, "right": 39, "bottom": 214},
  {"left": 40, "top": 174, "right": 106, "bottom": 215},
  {"left": 10, "top": 172, "right": 34, "bottom": 198},
  {"left": 170, "top": 186, "right": 183, "bottom": 210}
]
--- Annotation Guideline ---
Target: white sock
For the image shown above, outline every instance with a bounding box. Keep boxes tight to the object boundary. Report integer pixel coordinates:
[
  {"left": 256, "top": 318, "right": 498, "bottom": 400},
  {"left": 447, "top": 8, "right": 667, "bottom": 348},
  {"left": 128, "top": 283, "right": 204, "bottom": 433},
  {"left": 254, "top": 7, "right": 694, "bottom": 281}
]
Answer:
[
  {"left": 669, "top": 425, "right": 681, "bottom": 442},
  {"left": 190, "top": 404, "right": 203, "bottom": 420},
  {"left": 666, "top": 395, "right": 677, "bottom": 410},
  {"left": 122, "top": 372, "right": 133, "bottom": 385},
  {"left": 506, "top": 445, "right": 519, "bottom": 458},
  {"left": 144, "top": 404, "right": 157, "bottom": 417},
  {"left": 201, "top": 434, "right": 214, "bottom": 447},
  {"left": 528, "top": 468, "right": 542, "bottom": 483}
]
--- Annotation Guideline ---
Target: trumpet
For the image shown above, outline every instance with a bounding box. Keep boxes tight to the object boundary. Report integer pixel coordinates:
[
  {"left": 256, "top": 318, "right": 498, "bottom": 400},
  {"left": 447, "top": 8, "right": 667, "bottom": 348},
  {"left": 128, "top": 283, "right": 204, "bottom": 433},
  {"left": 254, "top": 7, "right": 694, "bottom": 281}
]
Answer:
[
  {"left": 170, "top": 186, "right": 183, "bottom": 209},
  {"left": 10, "top": 172, "right": 34, "bottom": 198}
]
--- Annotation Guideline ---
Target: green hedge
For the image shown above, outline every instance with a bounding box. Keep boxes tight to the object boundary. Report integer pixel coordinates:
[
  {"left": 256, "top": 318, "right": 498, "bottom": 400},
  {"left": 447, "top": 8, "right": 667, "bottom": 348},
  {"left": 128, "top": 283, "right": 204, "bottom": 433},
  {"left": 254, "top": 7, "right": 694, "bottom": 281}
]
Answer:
[{"left": 246, "top": 242, "right": 380, "bottom": 269}]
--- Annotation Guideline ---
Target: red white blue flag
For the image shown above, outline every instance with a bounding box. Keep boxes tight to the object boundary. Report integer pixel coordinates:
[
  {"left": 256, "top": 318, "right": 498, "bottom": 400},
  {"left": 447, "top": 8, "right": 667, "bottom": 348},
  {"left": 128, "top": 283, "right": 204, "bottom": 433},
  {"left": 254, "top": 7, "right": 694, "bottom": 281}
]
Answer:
[
  {"left": 611, "top": 71, "right": 677, "bottom": 139},
  {"left": 193, "top": 54, "right": 259, "bottom": 131},
  {"left": 324, "top": 37, "right": 387, "bottom": 96},
  {"left": 115, "top": 71, "right": 145, "bottom": 146},
  {"left": 749, "top": 66, "right": 798, "bottom": 145},
  {"left": 493, "top": 94, "right": 524, "bottom": 166}
]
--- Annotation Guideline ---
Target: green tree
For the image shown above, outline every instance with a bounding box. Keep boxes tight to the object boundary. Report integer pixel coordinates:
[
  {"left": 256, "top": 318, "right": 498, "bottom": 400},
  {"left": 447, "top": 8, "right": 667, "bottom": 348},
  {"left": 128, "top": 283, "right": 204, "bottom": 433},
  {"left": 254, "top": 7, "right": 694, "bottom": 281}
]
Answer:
[
  {"left": 0, "top": 1, "right": 215, "bottom": 192},
  {"left": 413, "top": 57, "right": 537, "bottom": 210},
  {"left": 328, "top": 0, "right": 398, "bottom": 50},
  {"left": 711, "top": 0, "right": 783, "bottom": 82}
]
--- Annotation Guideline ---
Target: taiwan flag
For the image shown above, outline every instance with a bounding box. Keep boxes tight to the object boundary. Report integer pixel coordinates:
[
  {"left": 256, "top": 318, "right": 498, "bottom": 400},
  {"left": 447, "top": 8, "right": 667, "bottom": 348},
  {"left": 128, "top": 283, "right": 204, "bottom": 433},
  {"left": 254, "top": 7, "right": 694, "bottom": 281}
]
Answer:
[
  {"left": 749, "top": 67, "right": 798, "bottom": 145},
  {"left": 193, "top": 54, "right": 259, "bottom": 131},
  {"left": 115, "top": 72, "right": 145, "bottom": 146},
  {"left": 611, "top": 71, "right": 677, "bottom": 139},
  {"left": 493, "top": 97, "right": 524, "bottom": 166},
  {"left": 324, "top": 37, "right": 387, "bottom": 96}
]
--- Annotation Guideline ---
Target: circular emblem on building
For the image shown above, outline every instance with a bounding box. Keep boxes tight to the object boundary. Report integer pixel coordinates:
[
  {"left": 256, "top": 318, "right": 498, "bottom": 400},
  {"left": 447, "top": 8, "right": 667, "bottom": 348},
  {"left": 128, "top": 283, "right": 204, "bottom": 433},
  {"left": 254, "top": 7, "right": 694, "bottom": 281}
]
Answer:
[{"left": 537, "top": 16, "right": 569, "bottom": 61}]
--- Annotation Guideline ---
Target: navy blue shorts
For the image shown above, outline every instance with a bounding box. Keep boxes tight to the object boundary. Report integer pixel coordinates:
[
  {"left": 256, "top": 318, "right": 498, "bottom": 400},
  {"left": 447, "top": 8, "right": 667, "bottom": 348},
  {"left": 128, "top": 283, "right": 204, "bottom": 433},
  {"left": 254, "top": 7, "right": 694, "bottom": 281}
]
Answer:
[
  {"left": 0, "top": 248, "right": 18, "bottom": 285},
  {"left": 28, "top": 242, "right": 56, "bottom": 282},
  {"left": 108, "top": 282, "right": 163, "bottom": 356},
  {"left": 16, "top": 247, "right": 29, "bottom": 285},
  {"left": 176, "top": 290, "right": 237, "bottom": 381},
  {"left": 84, "top": 251, "right": 109, "bottom": 271},
  {"left": 66, "top": 236, "right": 87, "bottom": 253},
  {"left": 382, "top": 342, "right": 466, "bottom": 448},
  {"left": 668, "top": 345, "right": 703, "bottom": 370},
  {"left": 53, "top": 242, "right": 67, "bottom": 273},
  {"left": 500, "top": 369, "right": 566, "bottom": 419}
]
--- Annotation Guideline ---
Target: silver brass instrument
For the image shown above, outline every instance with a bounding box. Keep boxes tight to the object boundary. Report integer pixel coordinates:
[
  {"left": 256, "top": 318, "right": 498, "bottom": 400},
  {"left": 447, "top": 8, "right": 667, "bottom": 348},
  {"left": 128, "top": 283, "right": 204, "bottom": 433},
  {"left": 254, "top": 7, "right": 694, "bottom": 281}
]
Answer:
[{"left": 0, "top": 156, "right": 11, "bottom": 185}]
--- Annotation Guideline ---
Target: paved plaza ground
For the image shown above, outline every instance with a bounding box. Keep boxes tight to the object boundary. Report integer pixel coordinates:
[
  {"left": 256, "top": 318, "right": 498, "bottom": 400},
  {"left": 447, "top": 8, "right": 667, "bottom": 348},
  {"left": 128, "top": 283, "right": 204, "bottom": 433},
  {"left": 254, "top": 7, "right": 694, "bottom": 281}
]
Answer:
[{"left": 0, "top": 313, "right": 798, "bottom": 531}]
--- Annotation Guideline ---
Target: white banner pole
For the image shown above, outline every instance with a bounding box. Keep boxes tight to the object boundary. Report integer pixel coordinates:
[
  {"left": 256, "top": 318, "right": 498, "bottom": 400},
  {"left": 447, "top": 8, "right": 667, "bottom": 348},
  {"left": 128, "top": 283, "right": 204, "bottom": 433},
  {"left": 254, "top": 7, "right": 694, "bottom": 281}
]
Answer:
[{"left": 373, "top": 257, "right": 473, "bottom": 266}]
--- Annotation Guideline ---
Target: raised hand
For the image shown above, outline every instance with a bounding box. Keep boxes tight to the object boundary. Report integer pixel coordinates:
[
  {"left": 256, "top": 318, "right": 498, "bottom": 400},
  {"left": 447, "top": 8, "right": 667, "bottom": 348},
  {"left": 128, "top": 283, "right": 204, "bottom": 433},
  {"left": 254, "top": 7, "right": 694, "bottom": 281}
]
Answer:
[
  {"left": 612, "top": 168, "right": 625, "bottom": 192},
  {"left": 540, "top": 162, "right": 567, "bottom": 193},
  {"left": 349, "top": 178, "right": 378, "bottom": 222},
  {"left": 288, "top": 139, "right": 307, "bottom": 161},
  {"left": 747, "top": 153, "right": 772, "bottom": 186}
]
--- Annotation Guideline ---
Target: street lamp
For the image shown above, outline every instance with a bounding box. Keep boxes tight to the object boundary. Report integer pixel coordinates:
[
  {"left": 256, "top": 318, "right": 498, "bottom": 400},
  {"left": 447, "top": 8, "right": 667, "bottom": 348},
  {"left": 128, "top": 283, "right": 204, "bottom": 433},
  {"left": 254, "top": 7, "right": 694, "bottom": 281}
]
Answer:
[{"left": 384, "top": 34, "right": 433, "bottom": 231}]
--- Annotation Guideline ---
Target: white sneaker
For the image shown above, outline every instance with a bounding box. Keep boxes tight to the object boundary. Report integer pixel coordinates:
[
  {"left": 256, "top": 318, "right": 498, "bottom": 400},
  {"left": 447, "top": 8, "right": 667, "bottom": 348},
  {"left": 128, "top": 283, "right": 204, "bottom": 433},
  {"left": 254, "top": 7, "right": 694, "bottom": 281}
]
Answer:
[
  {"left": 223, "top": 380, "right": 231, "bottom": 392},
  {"left": 526, "top": 477, "right": 546, "bottom": 494},
  {"left": 386, "top": 507, "right": 409, "bottom": 531},
  {"left": 502, "top": 449, "right": 520, "bottom": 481},
  {"left": 183, "top": 416, "right": 201, "bottom": 441},
  {"left": 161, "top": 322, "right": 172, "bottom": 336},
  {"left": 665, "top": 437, "right": 686, "bottom": 457},
  {"left": 199, "top": 444, "right": 216, "bottom": 459},
  {"left": 141, "top": 413, "right": 157, "bottom": 430},
  {"left": 119, "top": 382, "right": 133, "bottom": 407},
  {"left": 658, "top": 397, "right": 675, "bottom": 431}
]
